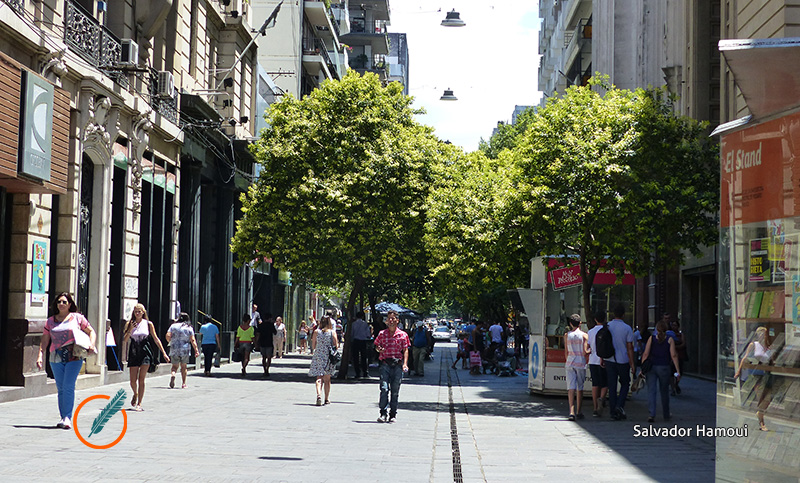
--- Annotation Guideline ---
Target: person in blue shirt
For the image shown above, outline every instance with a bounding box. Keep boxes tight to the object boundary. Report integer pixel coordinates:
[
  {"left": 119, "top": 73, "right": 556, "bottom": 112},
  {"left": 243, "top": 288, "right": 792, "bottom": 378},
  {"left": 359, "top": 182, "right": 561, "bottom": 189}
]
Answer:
[
  {"left": 603, "top": 305, "right": 636, "bottom": 420},
  {"left": 198, "top": 316, "right": 220, "bottom": 376}
]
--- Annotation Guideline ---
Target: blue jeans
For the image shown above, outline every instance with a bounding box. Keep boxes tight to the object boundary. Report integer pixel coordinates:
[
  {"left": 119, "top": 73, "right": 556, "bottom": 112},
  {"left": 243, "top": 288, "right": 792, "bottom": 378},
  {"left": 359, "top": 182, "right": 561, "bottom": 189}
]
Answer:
[
  {"left": 646, "top": 365, "right": 671, "bottom": 418},
  {"left": 606, "top": 361, "right": 631, "bottom": 413},
  {"left": 379, "top": 361, "right": 403, "bottom": 416},
  {"left": 51, "top": 359, "right": 83, "bottom": 419}
]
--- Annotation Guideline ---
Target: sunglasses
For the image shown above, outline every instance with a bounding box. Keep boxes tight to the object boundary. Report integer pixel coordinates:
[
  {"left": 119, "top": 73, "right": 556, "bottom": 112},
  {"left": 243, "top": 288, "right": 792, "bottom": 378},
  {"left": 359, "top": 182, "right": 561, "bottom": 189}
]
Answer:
[{"left": 57, "top": 300, "right": 69, "bottom": 305}]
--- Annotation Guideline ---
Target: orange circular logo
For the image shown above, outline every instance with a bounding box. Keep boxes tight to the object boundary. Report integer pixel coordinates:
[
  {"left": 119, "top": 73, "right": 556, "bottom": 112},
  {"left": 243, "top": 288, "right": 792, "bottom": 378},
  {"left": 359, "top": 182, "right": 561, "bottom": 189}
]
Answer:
[{"left": 73, "top": 394, "right": 128, "bottom": 449}]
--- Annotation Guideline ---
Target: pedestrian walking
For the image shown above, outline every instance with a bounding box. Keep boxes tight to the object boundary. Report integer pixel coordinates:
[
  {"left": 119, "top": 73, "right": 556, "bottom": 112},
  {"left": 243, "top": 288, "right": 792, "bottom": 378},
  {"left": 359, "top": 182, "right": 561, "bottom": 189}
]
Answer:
[
  {"left": 411, "top": 321, "right": 431, "bottom": 376},
  {"left": 256, "top": 312, "right": 276, "bottom": 376},
  {"left": 250, "top": 303, "right": 262, "bottom": 328},
  {"left": 235, "top": 314, "right": 255, "bottom": 376},
  {"left": 641, "top": 319, "right": 681, "bottom": 423},
  {"left": 374, "top": 310, "right": 410, "bottom": 423},
  {"left": 451, "top": 336, "right": 468, "bottom": 369},
  {"left": 564, "top": 314, "right": 589, "bottom": 420},
  {"left": 603, "top": 305, "right": 636, "bottom": 420},
  {"left": 587, "top": 311, "right": 609, "bottom": 417},
  {"left": 122, "top": 303, "right": 170, "bottom": 411},
  {"left": 351, "top": 311, "right": 371, "bottom": 378},
  {"left": 668, "top": 319, "right": 688, "bottom": 395},
  {"left": 274, "top": 316, "right": 286, "bottom": 358},
  {"left": 297, "top": 320, "right": 309, "bottom": 354},
  {"left": 166, "top": 313, "right": 199, "bottom": 389},
  {"left": 199, "top": 315, "right": 220, "bottom": 376},
  {"left": 734, "top": 326, "right": 772, "bottom": 431},
  {"left": 308, "top": 315, "right": 338, "bottom": 406},
  {"left": 36, "top": 292, "right": 97, "bottom": 429}
]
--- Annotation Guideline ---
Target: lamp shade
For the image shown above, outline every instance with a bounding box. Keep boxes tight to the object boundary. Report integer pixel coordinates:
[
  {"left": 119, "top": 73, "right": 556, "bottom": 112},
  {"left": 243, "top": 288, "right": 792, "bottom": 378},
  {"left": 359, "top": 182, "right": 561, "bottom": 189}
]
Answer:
[
  {"left": 441, "top": 9, "right": 466, "bottom": 27},
  {"left": 440, "top": 89, "right": 458, "bottom": 101}
]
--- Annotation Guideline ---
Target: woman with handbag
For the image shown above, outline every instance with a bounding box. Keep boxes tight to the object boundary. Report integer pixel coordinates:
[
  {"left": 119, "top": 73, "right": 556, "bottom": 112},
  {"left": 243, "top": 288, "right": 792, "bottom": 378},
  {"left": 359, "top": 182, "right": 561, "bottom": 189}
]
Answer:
[
  {"left": 640, "top": 320, "right": 681, "bottom": 423},
  {"left": 235, "top": 314, "right": 256, "bottom": 376},
  {"left": 308, "top": 315, "right": 338, "bottom": 406},
  {"left": 36, "top": 292, "right": 97, "bottom": 429},
  {"left": 121, "top": 303, "right": 170, "bottom": 411}
]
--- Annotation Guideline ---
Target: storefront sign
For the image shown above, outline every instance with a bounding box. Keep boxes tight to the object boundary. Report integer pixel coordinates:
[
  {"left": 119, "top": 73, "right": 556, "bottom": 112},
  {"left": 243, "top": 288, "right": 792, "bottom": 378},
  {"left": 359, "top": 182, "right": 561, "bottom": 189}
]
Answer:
[
  {"left": 548, "top": 264, "right": 635, "bottom": 290},
  {"left": 31, "top": 240, "right": 47, "bottom": 305},
  {"left": 720, "top": 111, "right": 800, "bottom": 228},
  {"left": 18, "top": 70, "right": 53, "bottom": 181}
]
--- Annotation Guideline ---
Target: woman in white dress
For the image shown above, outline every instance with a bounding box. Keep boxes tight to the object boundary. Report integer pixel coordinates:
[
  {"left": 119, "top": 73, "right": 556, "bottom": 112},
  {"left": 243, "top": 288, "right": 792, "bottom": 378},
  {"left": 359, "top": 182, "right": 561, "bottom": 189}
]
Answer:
[
  {"left": 308, "top": 316, "right": 338, "bottom": 406},
  {"left": 274, "top": 316, "right": 287, "bottom": 358}
]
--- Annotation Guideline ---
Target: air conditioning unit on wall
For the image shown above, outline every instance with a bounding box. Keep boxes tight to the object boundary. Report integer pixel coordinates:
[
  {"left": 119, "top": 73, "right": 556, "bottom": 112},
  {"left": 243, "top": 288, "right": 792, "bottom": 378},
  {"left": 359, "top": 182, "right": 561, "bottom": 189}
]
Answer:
[
  {"left": 119, "top": 39, "right": 138, "bottom": 66},
  {"left": 156, "top": 71, "right": 174, "bottom": 98}
]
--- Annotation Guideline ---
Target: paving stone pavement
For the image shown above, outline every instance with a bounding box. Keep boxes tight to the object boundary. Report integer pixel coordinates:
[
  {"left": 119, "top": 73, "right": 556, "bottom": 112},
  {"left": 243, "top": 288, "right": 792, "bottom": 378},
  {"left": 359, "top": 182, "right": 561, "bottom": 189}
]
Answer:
[{"left": 0, "top": 342, "right": 716, "bottom": 482}]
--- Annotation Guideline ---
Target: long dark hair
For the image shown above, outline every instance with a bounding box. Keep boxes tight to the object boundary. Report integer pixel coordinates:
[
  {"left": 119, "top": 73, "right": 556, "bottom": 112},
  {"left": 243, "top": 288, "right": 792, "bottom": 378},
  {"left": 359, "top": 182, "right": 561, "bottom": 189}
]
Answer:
[
  {"left": 655, "top": 320, "right": 668, "bottom": 343},
  {"left": 51, "top": 292, "right": 78, "bottom": 315}
]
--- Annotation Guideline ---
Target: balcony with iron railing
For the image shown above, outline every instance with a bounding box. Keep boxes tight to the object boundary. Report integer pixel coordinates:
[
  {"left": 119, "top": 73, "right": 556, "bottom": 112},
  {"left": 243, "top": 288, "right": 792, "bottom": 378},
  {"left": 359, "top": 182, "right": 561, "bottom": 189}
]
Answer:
[
  {"left": 302, "top": 37, "right": 338, "bottom": 80},
  {"left": 563, "top": 17, "right": 591, "bottom": 73},
  {"left": 63, "top": 0, "right": 179, "bottom": 124},
  {"left": 3, "top": 0, "right": 24, "bottom": 15}
]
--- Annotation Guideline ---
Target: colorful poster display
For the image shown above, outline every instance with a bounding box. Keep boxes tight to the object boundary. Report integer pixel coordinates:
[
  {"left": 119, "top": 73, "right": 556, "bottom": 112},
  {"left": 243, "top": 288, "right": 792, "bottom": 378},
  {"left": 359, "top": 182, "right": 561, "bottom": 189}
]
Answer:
[
  {"left": 749, "top": 238, "right": 771, "bottom": 282},
  {"left": 31, "top": 241, "right": 47, "bottom": 305},
  {"left": 793, "top": 276, "right": 800, "bottom": 327}
]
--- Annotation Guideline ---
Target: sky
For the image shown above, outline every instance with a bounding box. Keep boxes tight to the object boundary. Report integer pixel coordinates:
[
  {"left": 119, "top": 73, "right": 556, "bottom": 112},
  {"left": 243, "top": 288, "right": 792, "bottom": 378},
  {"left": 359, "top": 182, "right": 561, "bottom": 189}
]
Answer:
[{"left": 389, "top": 1, "right": 543, "bottom": 152}]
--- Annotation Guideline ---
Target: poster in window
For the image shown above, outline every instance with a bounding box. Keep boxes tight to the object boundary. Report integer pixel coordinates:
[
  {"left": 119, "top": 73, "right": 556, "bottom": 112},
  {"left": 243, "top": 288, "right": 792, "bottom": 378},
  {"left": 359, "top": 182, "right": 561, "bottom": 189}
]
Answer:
[{"left": 749, "top": 238, "right": 771, "bottom": 282}]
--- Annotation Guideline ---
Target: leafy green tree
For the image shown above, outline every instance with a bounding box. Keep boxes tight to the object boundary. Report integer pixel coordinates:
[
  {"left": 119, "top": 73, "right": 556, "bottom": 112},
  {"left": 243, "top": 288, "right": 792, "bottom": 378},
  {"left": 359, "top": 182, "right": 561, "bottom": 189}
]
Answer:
[
  {"left": 424, "top": 149, "right": 528, "bottom": 318},
  {"left": 231, "top": 71, "right": 445, "bottom": 377},
  {"left": 507, "top": 79, "right": 719, "bottom": 317},
  {"left": 478, "top": 107, "right": 538, "bottom": 159}
]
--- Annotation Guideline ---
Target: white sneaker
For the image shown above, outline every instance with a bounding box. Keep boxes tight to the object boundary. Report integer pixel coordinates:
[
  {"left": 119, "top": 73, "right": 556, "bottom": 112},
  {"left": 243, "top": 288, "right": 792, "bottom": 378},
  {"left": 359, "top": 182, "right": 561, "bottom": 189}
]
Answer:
[
  {"left": 62, "top": 417, "right": 72, "bottom": 429},
  {"left": 56, "top": 418, "right": 65, "bottom": 429}
]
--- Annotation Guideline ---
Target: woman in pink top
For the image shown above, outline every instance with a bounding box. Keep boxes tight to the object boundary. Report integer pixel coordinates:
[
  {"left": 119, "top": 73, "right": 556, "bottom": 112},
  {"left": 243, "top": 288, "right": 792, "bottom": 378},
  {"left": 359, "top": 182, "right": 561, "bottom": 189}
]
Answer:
[
  {"left": 122, "top": 303, "right": 170, "bottom": 411},
  {"left": 36, "top": 292, "right": 97, "bottom": 429}
]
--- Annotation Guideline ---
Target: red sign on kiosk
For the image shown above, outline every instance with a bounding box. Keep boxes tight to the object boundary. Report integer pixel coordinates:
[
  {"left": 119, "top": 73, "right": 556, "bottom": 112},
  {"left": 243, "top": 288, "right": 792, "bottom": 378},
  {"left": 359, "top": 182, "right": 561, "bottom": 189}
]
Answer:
[{"left": 547, "top": 259, "right": 635, "bottom": 290}]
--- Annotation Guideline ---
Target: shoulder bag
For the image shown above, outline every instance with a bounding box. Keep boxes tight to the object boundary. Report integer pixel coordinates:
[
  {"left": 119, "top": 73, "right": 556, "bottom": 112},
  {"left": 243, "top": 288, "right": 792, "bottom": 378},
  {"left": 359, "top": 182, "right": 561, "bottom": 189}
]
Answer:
[{"left": 72, "top": 320, "right": 92, "bottom": 359}]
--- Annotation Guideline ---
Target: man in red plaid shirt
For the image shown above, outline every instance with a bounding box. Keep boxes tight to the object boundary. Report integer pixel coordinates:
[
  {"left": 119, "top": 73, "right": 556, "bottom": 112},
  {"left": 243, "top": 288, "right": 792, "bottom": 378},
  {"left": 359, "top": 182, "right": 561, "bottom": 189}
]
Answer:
[{"left": 374, "top": 310, "right": 410, "bottom": 423}]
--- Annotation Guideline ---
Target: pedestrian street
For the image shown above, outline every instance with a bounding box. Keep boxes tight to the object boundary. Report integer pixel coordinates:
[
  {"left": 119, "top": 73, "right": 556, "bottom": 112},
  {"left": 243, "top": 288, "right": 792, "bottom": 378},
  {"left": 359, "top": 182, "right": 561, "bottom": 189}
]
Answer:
[{"left": 0, "top": 342, "right": 715, "bottom": 482}]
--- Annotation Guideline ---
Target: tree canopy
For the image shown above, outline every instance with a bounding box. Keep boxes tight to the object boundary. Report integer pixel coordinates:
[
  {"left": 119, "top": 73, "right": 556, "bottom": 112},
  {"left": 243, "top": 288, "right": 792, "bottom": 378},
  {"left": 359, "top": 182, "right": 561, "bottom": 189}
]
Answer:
[
  {"left": 504, "top": 79, "right": 719, "bottom": 316},
  {"left": 231, "top": 71, "right": 447, "bottom": 375}
]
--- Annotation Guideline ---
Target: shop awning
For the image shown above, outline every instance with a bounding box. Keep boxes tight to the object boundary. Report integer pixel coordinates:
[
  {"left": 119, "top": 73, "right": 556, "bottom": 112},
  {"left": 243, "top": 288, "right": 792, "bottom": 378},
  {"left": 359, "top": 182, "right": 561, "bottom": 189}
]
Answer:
[{"left": 719, "top": 37, "right": 800, "bottom": 122}]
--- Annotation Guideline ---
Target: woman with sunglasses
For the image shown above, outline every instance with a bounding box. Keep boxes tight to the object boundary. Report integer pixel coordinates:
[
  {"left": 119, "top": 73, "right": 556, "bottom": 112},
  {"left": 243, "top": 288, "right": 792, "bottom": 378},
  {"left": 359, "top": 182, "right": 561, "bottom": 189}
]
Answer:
[
  {"left": 36, "top": 292, "right": 97, "bottom": 429},
  {"left": 122, "top": 303, "right": 170, "bottom": 411}
]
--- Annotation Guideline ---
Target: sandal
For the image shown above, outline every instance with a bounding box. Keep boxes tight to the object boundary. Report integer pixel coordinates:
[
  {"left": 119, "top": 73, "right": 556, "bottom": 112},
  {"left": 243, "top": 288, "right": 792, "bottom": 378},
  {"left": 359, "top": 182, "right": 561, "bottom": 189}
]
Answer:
[
  {"left": 324, "top": 400, "right": 330, "bottom": 405},
  {"left": 316, "top": 396, "right": 322, "bottom": 406},
  {"left": 131, "top": 395, "right": 137, "bottom": 407},
  {"left": 181, "top": 384, "right": 187, "bottom": 389}
]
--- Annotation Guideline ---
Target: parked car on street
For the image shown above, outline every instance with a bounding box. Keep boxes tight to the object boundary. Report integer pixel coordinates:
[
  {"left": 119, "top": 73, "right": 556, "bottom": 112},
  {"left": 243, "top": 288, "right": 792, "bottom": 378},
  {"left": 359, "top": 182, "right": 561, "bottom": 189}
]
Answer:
[{"left": 432, "top": 326, "right": 451, "bottom": 341}]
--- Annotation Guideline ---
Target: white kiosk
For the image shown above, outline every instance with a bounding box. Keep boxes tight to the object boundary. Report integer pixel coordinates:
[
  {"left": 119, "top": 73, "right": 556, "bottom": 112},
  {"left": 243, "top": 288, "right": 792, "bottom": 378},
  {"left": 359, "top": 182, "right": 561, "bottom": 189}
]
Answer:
[{"left": 519, "top": 256, "right": 636, "bottom": 395}]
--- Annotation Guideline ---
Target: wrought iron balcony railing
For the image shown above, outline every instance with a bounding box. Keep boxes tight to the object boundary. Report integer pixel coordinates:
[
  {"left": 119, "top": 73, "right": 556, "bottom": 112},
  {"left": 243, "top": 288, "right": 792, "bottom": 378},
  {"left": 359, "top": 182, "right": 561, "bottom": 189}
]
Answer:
[
  {"left": 148, "top": 68, "right": 179, "bottom": 125},
  {"left": 3, "top": 0, "right": 25, "bottom": 15},
  {"left": 64, "top": 0, "right": 122, "bottom": 69}
]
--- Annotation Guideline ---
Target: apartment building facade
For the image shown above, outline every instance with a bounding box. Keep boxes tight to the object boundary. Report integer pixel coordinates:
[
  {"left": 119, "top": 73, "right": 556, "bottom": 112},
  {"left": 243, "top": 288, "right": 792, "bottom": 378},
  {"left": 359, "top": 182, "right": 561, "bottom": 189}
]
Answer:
[
  {"left": 0, "top": 0, "right": 268, "bottom": 401},
  {"left": 538, "top": 0, "right": 721, "bottom": 381},
  {"left": 540, "top": 0, "right": 800, "bottom": 479}
]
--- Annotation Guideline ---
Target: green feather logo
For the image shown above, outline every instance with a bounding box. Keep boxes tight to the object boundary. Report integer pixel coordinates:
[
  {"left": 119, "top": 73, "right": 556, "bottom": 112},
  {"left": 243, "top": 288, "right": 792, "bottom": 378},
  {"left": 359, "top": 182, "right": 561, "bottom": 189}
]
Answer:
[{"left": 88, "top": 389, "right": 127, "bottom": 438}]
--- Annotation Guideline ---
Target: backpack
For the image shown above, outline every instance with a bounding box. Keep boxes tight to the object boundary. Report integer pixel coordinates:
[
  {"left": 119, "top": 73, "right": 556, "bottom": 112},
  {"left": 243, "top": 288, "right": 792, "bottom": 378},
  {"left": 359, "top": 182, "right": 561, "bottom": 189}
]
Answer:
[{"left": 595, "top": 324, "right": 615, "bottom": 359}]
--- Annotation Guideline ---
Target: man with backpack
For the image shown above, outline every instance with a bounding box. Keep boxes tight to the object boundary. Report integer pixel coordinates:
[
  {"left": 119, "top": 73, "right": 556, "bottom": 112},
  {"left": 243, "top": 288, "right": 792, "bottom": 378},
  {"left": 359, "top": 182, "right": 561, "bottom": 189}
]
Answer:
[
  {"left": 587, "top": 311, "right": 609, "bottom": 417},
  {"left": 601, "top": 304, "right": 636, "bottom": 420}
]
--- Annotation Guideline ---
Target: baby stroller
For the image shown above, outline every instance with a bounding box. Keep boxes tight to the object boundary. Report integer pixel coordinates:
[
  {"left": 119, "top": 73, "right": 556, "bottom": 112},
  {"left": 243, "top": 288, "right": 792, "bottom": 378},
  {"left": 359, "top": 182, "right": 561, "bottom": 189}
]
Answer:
[{"left": 495, "top": 348, "right": 517, "bottom": 377}]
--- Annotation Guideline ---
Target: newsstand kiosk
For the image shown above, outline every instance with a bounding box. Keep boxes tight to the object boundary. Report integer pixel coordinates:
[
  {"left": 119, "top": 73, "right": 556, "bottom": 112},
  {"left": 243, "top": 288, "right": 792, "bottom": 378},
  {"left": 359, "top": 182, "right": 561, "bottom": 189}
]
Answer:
[
  {"left": 714, "top": 37, "right": 800, "bottom": 482},
  {"left": 518, "top": 256, "right": 635, "bottom": 395}
]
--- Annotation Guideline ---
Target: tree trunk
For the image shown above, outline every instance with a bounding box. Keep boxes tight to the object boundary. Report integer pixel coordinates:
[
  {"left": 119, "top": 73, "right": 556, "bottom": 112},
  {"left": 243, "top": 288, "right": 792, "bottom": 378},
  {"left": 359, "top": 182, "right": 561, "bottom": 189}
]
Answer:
[
  {"left": 337, "top": 274, "right": 364, "bottom": 380},
  {"left": 580, "top": 251, "right": 598, "bottom": 328}
]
